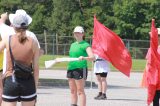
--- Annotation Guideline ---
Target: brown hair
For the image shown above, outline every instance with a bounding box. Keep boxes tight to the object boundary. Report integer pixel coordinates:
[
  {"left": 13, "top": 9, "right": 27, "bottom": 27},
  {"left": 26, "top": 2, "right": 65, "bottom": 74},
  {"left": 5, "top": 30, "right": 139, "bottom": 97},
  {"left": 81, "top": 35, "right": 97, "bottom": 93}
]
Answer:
[
  {"left": 82, "top": 35, "right": 85, "bottom": 40},
  {"left": 15, "top": 27, "right": 28, "bottom": 44}
]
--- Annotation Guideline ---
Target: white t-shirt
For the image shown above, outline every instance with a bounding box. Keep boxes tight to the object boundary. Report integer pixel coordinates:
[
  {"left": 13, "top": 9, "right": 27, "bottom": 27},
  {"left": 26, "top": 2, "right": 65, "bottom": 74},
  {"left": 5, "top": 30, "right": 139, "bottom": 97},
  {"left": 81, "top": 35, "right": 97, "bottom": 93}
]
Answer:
[
  {"left": 0, "top": 23, "right": 40, "bottom": 74},
  {"left": 93, "top": 55, "right": 110, "bottom": 73}
]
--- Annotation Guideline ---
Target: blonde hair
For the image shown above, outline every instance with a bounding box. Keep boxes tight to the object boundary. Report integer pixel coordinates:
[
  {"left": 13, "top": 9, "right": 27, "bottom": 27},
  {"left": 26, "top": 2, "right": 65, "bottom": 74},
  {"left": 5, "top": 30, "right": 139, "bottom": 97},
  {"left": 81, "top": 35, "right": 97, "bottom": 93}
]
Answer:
[{"left": 15, "top": 27, "right": 28, "bottom": 44}]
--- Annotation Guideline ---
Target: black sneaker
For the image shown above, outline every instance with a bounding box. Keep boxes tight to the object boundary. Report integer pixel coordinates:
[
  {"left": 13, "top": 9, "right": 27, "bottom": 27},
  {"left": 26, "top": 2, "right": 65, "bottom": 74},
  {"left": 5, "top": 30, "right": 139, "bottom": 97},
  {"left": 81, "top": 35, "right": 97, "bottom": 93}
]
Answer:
[
  {"left": 94, "top": 92, "right": 102, "bottom": 99},
  {"left": 98, "top": 94, "right": 107, "bottom": 100}
]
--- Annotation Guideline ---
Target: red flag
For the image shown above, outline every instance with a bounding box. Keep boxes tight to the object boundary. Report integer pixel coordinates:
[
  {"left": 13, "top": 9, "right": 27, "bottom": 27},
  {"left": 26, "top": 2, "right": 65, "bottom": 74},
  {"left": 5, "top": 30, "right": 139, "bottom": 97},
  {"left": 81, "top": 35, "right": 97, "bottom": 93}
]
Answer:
[
  {"left": 92, "top": 16, "right": 132, "bottom": 77},
  {"left": 142, "top": 19, "right": 160, "bottom": 105}
]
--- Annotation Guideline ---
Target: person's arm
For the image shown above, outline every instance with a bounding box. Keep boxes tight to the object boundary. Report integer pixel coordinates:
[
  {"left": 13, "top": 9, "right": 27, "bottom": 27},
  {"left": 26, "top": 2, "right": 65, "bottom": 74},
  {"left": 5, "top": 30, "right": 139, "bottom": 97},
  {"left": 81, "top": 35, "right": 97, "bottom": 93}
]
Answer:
[
  {"left": 79, "top": 47, "right": 95, "bottom": 61},
  {"left": 32, "top": 40, "right": 40, "bottom": 89},
  {"left": 0, "top": 12, "right": 8, "bottom": 24},
  {"left": 0, "top": 13, "right": 14, "bottom": 41},
  {"left": 39, "top": 49, "right": 44, "bottom": 57},
  {"left": 0, "top": 38, "right": 6, "bottom": 52}
]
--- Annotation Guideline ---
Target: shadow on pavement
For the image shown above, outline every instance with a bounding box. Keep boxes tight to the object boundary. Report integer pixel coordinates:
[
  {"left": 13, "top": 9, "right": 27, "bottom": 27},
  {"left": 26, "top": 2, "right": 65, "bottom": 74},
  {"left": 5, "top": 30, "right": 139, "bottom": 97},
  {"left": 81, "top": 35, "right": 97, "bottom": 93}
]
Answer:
[
  {"left": 38, "top": 78, "right": 97, "bottom": 87},
  {"left": 107, "top": 98, "right": 145, "bottom": 101},
  {"left": 108, "top": 85, "right": 140, "bottom": 89},
  {"left": 38, "top": 78, "right": 142, "bottom": 90}
]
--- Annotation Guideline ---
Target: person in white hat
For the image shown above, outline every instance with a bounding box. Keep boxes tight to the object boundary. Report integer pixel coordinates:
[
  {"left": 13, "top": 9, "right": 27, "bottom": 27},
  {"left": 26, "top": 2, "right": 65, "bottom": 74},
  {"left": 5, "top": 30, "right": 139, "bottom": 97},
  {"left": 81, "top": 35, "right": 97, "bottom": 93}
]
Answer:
[
  {"left": 153, "top": 28, "right": 160, "bottom": 106},
  {"left": 0, "top": 10, "right": 40, "bottom": 74},
  {"left": 67, "top": 26, "right": 94, "bottom": 106},
  {"left": 93, "top": 54, "right": 110, "bottom": 100},
  {"left": 0, "top": 10, "right": 40, "bottom": 106},
  {"left": 0, "top": 10, "right": 40, "bottom": 105}
]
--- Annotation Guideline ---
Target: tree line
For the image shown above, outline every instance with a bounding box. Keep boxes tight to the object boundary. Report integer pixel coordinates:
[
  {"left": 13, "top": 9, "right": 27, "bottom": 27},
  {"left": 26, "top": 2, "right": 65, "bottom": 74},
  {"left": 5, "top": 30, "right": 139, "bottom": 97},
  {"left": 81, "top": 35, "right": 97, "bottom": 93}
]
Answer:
[{"left": 0, "top": 0, "right": 160, "bottom": 41}]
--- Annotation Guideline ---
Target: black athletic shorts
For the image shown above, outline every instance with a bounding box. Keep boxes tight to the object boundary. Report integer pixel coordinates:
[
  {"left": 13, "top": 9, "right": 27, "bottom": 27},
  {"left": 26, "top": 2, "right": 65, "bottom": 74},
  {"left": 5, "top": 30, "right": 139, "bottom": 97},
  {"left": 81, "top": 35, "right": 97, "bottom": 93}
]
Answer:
[
  {"left": 67, "top": 68, "right": 88, "bottom": 80},
  {"left": 2, "top": 76, "right": 37, "bottom": 102},
  {"left": 95, "top": 72, "right": 108, "bottom": 77}
]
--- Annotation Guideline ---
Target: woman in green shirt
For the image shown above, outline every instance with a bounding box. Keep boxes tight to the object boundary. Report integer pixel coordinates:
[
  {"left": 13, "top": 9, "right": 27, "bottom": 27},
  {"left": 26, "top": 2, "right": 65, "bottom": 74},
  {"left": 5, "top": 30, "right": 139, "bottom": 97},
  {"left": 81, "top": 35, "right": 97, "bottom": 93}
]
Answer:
[{"left": 67, "top": 26, "right": 94, "bottom": 106}]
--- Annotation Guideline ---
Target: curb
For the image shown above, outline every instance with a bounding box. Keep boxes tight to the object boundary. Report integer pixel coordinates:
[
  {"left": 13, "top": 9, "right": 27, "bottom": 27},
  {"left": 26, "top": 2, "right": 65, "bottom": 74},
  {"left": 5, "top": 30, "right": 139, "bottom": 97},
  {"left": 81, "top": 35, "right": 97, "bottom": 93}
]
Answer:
[{"left": 38, "top": 78, "right": 97, "bottom": 88}]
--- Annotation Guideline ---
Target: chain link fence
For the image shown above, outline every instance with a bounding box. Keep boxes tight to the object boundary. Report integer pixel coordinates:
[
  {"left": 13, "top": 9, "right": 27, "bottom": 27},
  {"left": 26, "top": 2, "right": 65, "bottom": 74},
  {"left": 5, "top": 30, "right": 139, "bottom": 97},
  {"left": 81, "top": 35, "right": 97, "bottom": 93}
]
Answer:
[{"left": 37, "top": 34, "right": 150, "bottom": 59}]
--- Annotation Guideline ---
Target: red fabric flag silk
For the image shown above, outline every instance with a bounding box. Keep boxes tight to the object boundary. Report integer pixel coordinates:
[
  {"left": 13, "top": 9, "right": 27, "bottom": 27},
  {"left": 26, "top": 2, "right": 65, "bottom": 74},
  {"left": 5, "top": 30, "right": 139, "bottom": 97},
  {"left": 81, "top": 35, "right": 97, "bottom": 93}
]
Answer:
[
  {"left": 92, "top": 16, "right": 132, "bottom": 77},
  {"left": 142, "top": 19, "right": 160, "bottom": 105}
]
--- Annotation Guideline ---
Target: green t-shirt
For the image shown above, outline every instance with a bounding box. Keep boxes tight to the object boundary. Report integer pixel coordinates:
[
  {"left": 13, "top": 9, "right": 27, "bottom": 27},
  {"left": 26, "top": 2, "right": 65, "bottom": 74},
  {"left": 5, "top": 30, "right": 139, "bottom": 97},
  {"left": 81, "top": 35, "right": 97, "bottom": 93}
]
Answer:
[{"left": 67, "top": 40, "right": 90, "bottom": 70}]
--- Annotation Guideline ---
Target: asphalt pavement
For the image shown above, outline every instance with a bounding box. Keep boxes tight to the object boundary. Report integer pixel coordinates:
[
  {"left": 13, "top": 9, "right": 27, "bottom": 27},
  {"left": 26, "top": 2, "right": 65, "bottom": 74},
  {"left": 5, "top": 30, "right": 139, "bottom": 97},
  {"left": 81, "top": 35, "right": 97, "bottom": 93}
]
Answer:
[{"left": 17, "top": 70, "right": 150, "bottom": 106}]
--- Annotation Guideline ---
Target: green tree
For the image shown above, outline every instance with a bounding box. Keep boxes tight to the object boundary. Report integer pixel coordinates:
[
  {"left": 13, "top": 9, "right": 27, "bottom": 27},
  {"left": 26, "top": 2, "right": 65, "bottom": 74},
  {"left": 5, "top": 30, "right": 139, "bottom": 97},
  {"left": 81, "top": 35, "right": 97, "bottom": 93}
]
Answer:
[{"left": 113, "top": 0, "right": 160, "bottom": 39}]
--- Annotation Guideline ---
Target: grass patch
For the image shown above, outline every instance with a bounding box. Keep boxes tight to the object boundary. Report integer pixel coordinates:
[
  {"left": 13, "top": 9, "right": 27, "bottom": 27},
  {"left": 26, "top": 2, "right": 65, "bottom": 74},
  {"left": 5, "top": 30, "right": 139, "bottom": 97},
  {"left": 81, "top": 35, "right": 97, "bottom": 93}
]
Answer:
[
  {"left": 39, "top": 55, "right": 147, "bottom": 72},
  {"left": 39, "top": 55, "right": 69, "bottom": 69},
  {"left": 132, "top": 59, "right": 146, "bottom": 71},
  {"left": 109, "top": 59, "right": 146, "bottom": 72}
]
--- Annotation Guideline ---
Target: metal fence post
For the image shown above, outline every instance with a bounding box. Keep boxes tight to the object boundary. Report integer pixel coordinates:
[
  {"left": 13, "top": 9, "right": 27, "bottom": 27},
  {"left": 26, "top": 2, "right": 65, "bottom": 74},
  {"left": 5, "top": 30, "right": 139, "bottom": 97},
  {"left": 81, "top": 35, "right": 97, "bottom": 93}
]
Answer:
[
  {"left": 53, "top": 34, "right": 55, "bottom": 56},
  {"left": 127, "top": 40, "right": 130, "bottom": 51},
  {"left": 44, "top": 30, "right": 47, "bottom": 54},
  {"left": 56, "top": 33, "right": 58, "bottom": 55}
]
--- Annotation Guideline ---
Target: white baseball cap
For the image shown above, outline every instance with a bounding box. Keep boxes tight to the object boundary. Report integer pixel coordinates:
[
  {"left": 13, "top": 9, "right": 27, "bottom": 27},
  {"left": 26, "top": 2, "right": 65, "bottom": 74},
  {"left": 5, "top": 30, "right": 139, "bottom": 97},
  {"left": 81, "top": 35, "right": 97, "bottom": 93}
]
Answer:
[
  {"left": 73, "top": 26, "right": 84, "bottom": 33},
  {"left": 9, "top": 9, "right": 32, "bottom": 28}
]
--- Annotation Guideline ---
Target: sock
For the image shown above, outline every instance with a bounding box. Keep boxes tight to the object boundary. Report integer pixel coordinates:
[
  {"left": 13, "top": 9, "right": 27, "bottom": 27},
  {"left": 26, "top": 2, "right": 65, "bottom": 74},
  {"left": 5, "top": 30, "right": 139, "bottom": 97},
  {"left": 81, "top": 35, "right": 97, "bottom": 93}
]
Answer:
[
  {"left": 102, "top": 93, "right": 106, "bottom": 96},
  {"left": 99, "top": 92, "right": 102, "bottom": 95}
]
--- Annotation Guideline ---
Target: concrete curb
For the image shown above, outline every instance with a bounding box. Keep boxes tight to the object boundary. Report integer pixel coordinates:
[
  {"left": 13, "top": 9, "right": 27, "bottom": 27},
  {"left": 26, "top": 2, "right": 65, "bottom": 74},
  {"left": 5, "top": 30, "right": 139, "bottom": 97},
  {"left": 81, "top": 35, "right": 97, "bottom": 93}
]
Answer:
[{"left": 38, "top": 78, "right": 97, "bottom": 87}]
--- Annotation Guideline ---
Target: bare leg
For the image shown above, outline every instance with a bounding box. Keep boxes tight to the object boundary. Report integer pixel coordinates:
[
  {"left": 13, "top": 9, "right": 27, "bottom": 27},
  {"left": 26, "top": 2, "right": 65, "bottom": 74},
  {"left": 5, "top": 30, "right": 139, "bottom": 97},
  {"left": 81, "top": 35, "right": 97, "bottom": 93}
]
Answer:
[
  {"left": 68, "top": 78, "right": 78, "bottom": 105},
  {"left": 96, "top": 75, "right": 102, "bottom": 92},
  {"left": 22, "top": 100, "right": 36, "bottom": 106},
  {"left": 101, "top": 77, "right": 107, "bottom": 94},
  {"left": 75, "top": 79, "right": 86, "bottom": 106},
  {"left": 1, "top": 101, "right": 17, "bottom": 106}
]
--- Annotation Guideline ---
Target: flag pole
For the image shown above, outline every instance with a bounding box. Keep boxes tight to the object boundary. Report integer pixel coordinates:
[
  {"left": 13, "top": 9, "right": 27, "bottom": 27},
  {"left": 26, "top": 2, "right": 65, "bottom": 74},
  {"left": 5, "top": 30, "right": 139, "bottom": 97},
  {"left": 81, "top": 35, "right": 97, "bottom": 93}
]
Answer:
[{"left": 90, "top": 61, "right": 94, "bottom": 89}]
